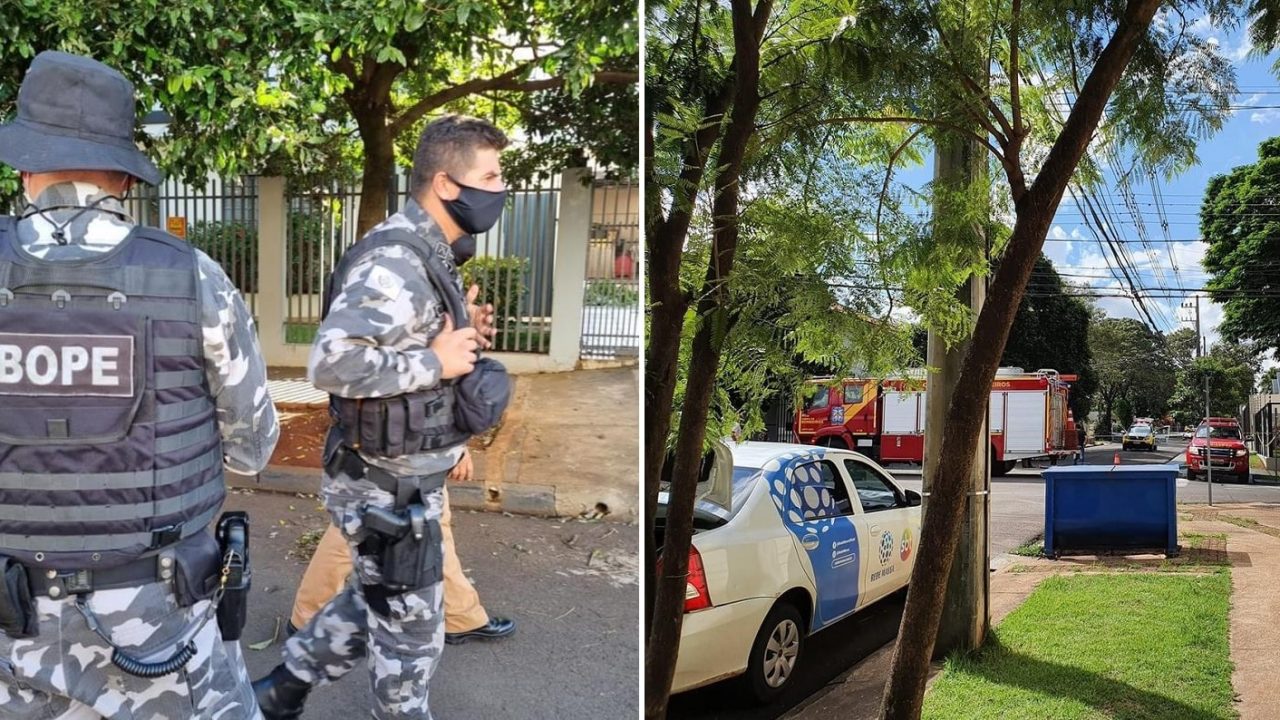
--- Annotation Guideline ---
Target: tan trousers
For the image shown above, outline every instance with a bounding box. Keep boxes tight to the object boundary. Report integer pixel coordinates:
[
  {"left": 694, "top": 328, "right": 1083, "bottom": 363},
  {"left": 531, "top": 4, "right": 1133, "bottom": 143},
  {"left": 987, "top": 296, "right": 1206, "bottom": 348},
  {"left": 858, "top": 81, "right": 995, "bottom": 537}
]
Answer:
[{"left": 289, "top": 488, "right": 490, "bottom": 634}]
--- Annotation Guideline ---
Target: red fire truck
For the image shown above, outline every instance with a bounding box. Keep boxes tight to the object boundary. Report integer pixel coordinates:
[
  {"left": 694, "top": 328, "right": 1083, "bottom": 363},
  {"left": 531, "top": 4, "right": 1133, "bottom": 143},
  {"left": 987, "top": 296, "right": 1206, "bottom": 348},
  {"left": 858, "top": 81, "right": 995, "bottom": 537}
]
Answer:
[{"left": 794, "top": 368, "right": 1079, "bottom": 476}]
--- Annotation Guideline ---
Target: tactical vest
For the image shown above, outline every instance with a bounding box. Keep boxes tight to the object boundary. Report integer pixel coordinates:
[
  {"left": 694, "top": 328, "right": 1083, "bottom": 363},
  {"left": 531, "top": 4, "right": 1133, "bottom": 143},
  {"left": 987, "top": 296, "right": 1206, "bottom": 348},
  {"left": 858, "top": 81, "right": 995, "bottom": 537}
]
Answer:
[
  {"left": 0, "top": 217, "right": 225, "bottom": 570},
  {"left": 323, "top": 228, "right": 470, "bottom": 458}
]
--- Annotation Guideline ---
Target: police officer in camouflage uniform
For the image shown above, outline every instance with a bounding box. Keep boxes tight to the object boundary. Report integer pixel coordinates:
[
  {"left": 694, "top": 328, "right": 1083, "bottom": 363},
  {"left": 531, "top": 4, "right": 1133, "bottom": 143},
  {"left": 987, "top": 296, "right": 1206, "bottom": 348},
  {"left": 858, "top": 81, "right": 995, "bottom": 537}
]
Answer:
[
  {"left": 253, "top": 115, "right": 508, "bottom": 720},
  {"left": 0, "top": 52, "right": 278, "bottom": 718}
]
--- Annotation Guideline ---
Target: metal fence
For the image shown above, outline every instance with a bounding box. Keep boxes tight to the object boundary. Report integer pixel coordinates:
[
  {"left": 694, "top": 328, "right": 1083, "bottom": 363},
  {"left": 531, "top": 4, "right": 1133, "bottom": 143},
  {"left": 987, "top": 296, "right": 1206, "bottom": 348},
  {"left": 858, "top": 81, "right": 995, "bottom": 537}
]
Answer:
[
  {"left": 131, "top": 175, "right": 259, "bottom": 315},
  {"left": 581, "top": 177, "right": 640, "bottom": 360},
  {"left": 758, "top": 396, "right": 799, "bottom": 443},
  {"left": 283, "top": 172, "right": 562, "bottom": 353},
  {"left": 283, "top": 182, "right": 363, "bottom": 344}
]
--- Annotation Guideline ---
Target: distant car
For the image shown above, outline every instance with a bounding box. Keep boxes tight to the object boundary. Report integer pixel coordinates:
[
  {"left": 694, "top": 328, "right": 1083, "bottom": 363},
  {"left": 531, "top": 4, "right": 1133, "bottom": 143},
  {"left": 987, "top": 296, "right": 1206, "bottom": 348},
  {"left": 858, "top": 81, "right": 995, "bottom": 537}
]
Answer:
[
  {"left": 655, "top": 441, "right": 922, "bottom": 703},
  {"left": 1187, "top": 418, "right": 1251, "bottom": 483},
  {"left": 1122, "top": 425, "right": 1158, "bottom": 451}
]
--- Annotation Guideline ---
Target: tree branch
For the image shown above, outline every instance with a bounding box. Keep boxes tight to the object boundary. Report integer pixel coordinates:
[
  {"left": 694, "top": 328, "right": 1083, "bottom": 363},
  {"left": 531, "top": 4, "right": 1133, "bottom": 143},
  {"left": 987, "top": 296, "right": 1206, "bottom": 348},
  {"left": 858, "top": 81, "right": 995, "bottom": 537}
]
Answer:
[
  {"left": 388, "top": 67, "right": 637, "bottom": 136},
  {"left": 1010, "top": 0, "right": 1023, "bottom": 139},
  {"left": 933, "top": 12, "right": 1015, "bottom": 143},
  {"left": 816, "top": 115, "right": 1009, "bottom": 168},
  {"left": 874, "top": 126, "right": 926, "bottom": 324}
]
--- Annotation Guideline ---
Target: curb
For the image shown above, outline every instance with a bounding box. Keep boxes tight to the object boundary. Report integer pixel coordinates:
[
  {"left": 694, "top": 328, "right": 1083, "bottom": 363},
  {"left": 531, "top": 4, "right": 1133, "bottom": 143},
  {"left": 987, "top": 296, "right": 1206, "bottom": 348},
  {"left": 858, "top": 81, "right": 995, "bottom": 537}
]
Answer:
[{"left": 243, "top": 460, "right": 634, "bottom": 523}]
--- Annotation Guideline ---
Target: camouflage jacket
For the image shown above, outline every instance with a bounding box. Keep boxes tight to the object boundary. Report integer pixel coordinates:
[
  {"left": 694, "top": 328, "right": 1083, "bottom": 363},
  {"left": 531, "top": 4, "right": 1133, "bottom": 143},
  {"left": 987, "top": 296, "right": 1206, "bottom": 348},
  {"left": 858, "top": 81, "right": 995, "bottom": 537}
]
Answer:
[
  {"left": 13, "top": 181, "right": 279, "bottom": 475},
  {"left": 309, "top": 198, "right": 467, "bottom": 477}
]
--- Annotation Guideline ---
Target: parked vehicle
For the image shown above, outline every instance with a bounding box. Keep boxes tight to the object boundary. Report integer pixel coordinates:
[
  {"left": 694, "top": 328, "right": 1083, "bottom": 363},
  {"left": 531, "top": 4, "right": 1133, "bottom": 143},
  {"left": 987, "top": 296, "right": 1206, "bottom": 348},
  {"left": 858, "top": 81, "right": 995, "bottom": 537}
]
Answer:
[
  {"left": 654, "top": 441, "right": 921, "bottom": 703},
  {"left": 794, "top": 368, "right": 1078, "bottom": 476},
  {"left": 1122, "top": 425, "right": 1158, "bottom": 451},
  {"left": 1186, "top": 417, "right": 1251, "bottom": 483}
]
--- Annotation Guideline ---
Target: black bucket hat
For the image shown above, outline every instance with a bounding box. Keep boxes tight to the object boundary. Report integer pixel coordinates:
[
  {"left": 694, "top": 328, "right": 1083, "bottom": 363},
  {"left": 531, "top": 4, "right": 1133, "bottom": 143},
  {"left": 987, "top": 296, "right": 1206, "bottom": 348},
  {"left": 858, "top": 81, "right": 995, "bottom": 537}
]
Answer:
[{"left": 0, "top": 51, "right": 162, "bottom": 185}]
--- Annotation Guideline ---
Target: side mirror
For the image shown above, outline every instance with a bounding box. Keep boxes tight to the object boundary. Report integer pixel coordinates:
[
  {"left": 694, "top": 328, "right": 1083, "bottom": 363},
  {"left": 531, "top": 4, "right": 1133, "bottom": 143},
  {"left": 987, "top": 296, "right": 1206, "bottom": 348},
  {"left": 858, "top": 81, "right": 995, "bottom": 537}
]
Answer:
[{"left": 904, "top": 489, "right": 922, "bottom": 507}]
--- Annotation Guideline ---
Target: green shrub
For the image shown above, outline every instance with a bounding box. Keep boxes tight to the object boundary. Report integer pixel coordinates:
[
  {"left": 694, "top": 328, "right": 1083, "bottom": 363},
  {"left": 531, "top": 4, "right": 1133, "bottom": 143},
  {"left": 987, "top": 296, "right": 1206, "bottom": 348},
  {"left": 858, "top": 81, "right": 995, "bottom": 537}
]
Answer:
[
  {"left": 583, "top": 280, "right": 639, "bottom": 307},
  {"left": 186, "top": 220, "right": 258, "bottom": 292},
  {"left": 185, "top": 214, "right": 330, "bottom": 295},
  {"left": 462, "top": 256, "right": 529, "bottom": 324}
]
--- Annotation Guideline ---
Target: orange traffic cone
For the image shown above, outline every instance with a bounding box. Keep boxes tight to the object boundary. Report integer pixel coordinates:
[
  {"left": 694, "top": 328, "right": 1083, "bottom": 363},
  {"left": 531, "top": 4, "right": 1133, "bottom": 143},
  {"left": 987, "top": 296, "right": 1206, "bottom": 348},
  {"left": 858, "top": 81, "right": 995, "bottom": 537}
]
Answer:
[{"left": 1113, "top": 450, "right": 1122, "bottom": 465}]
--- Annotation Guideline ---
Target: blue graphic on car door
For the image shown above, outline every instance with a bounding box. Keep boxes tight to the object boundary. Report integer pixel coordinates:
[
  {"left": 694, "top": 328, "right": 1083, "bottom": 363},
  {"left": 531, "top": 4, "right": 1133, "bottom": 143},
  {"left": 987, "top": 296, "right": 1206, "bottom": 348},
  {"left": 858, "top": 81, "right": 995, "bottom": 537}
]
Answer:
[{"left": 762, "top": 450, "right": 861, "bottom": 630}]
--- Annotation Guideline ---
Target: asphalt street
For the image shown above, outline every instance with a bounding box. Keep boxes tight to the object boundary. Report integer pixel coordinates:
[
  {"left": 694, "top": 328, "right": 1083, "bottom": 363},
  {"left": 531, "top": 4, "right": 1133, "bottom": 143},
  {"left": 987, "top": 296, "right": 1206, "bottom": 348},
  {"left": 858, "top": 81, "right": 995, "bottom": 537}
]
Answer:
[
  {"left": 224, "top": 487, "right": 638, "bottom": 720},
  {"left": 669, "top": 440, "right": 1280, "bottom": 719}
]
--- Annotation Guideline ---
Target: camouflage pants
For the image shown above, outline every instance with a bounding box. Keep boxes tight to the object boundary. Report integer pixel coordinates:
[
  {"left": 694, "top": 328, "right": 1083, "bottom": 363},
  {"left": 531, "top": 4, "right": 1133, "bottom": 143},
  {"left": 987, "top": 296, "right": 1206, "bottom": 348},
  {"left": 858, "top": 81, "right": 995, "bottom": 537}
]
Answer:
[
  {"left": 0, "top": 579, "right": 260, "bottom": 719},
  {"left": 283, "top": 469, "right": 446, "bottom": 720}
]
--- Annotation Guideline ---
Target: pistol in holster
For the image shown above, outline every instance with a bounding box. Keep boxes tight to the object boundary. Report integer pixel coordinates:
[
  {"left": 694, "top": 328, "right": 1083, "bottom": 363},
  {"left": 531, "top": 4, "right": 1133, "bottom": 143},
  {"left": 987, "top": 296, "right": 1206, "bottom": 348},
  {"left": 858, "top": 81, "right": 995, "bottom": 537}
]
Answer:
[
  {"left": 357, "top": 503, "right": 443, "bottom": 593},
  {"left": 214, "top": 512, "right": 251, "bottom": 641}
]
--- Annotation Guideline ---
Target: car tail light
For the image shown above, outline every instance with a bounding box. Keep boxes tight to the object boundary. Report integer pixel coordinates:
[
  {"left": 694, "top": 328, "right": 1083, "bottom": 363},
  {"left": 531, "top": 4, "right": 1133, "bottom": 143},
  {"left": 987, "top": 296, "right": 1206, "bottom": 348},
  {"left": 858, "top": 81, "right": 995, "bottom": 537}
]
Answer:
[
  {"left": 685, "top": 546, "right": 712, "bottom": 612},
  {"left": 657, "top": 546, "right": 713, "bottom": 613}
]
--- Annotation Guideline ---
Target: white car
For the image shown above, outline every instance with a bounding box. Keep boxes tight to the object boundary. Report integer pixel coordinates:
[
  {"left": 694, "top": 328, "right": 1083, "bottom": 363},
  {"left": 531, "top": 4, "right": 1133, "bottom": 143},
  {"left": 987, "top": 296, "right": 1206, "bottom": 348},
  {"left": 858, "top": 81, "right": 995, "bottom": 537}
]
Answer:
[{"left": 656, "top": 441, "right": 922, "bottom": 702}]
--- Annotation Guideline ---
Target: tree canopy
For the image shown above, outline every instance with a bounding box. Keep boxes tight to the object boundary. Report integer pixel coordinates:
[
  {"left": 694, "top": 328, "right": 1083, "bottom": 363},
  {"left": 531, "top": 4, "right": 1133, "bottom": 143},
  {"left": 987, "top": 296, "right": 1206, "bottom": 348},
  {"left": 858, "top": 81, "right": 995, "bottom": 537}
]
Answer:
[
  {"left": 1202, "top": 136, "right": 1280, "bottom": 348},
  {"left": 0, "top": 2, "right": 638, "bottom": 228},
  {"left": 1090, "top": 316, "right": 1176, "bottom": 432}
]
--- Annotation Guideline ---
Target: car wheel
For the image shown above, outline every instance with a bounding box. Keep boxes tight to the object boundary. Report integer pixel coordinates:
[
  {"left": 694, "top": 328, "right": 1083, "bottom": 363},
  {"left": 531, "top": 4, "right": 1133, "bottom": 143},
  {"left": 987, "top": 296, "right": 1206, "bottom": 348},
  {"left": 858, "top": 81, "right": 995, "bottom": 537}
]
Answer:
[{"left": 745, "top": 602, "right": 805, "bottom": 704}]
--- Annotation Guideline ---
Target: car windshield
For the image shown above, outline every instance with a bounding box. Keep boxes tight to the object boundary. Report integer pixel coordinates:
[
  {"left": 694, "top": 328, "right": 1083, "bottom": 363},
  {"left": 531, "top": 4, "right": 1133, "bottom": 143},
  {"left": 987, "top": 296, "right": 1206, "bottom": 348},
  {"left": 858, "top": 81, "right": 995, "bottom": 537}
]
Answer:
[
  {"left": 1196, "top": 425, "right": 1241, "bottom": 440},
  {"left": 1128, "top": 427, "right": 1151, "bottom": 436}
]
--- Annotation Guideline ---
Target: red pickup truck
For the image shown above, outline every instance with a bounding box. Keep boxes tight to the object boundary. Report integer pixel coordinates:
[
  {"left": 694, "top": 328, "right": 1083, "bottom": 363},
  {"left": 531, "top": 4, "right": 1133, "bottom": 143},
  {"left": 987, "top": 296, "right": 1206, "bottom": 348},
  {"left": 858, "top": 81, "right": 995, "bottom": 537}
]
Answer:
[{"left": 1186, "top": 417, "right": 1252, "bottom": 484}]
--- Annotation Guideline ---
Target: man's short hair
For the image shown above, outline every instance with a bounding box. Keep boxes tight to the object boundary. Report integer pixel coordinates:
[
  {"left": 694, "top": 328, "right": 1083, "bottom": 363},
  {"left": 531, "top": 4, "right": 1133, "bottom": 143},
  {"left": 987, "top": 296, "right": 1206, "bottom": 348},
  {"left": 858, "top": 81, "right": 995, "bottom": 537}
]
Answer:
[{"left": 409, "top": 115, "right": 509, "bottom": 196}]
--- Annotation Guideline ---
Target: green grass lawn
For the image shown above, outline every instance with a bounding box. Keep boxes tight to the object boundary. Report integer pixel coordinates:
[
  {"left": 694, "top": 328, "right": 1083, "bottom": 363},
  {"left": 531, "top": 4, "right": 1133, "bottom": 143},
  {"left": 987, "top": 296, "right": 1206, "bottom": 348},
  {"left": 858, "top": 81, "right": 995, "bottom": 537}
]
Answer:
[{"left": 924, "top": 572, "right": 1235, "bottom": 720}]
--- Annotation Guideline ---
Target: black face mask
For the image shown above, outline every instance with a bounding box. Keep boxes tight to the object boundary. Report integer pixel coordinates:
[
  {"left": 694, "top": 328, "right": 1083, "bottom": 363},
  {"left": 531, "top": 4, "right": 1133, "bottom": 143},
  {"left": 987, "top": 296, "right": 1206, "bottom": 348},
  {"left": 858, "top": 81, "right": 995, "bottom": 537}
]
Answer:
[
  {"left": 443, "top": 176, "right": 507, "bottom": 236},
  {"left": 451, "top": 234, "right": 476, "bottom": 266}
]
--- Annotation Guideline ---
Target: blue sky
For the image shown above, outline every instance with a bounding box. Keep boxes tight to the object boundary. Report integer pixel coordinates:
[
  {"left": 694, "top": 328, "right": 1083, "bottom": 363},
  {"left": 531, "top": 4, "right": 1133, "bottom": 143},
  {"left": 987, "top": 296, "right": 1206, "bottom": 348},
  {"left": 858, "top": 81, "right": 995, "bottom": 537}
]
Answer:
[
  {"left": 1041, "top": 13, "right": 1278, "bottom": 354},
  {"left": 892, "top": 13, "right": 1280, "bottom": 366}
]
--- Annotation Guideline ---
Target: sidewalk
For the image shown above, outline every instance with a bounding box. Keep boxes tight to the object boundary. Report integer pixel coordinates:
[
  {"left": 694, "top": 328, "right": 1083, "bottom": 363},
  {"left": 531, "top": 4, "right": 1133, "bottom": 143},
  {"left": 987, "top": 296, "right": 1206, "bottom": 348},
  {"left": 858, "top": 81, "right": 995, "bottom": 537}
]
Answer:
[
  {"left": 251, "top": 367, "right": 639, "bottom": 521},
  {"left": 787, "top": 503, "right": 1280, "bottom": 720},
  {"left": 227, "top": 487, "right": 637, "bottom": 719}
]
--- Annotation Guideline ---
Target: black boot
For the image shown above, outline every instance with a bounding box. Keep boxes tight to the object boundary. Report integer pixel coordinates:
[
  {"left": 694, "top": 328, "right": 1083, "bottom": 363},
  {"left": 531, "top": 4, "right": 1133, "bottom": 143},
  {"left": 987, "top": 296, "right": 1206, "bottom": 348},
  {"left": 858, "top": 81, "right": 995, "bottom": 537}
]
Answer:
[{"left": 252, "top": 664, "right": 312, "bottom": 720}]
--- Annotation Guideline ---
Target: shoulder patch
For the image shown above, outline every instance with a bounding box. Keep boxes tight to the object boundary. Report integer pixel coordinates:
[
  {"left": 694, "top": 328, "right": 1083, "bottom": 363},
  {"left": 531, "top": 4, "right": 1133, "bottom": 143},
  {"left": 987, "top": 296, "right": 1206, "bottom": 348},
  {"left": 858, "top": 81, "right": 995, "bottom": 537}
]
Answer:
[{"left": 365, "top": 264, "right": 405, "bottom": 300}]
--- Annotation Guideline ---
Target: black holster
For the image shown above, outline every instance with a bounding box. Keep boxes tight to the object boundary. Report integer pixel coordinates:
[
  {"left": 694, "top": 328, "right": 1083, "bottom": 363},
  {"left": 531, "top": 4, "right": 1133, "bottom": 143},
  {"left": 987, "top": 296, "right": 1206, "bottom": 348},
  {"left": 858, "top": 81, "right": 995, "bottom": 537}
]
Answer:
[
  {"left": 357, "top": 503, "right": 443, "bottom": 594},
  {"left": 214, "top": 512, "right": 251, "bottom": 641},
  {"left": 0, "top": 557, "right": 36, "bottom": 639}
]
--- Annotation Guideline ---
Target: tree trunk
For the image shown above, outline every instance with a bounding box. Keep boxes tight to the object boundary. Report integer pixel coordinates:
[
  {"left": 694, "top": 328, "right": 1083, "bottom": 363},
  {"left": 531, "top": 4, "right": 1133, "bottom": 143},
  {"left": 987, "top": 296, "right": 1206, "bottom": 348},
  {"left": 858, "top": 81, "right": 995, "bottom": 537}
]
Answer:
[
  {"left": 644, "top": 56, "right": 737, "bottom": 637},
  {"left": 879, "top": 1, "right": 1160, "bottom": 717},
  {"left": 356, "top": 116, "right": 396, "bottom": 237},
  {"left": 646, "top": 3, "right": 770, "bottom": 718}
]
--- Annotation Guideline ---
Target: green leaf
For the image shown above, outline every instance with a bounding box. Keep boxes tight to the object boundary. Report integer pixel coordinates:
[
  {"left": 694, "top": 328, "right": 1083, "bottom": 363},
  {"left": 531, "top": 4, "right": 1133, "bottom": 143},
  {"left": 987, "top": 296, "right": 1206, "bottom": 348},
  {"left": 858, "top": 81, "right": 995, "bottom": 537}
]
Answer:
[{"left": 405, "top": 10, "right": 426, "bottom": 32}]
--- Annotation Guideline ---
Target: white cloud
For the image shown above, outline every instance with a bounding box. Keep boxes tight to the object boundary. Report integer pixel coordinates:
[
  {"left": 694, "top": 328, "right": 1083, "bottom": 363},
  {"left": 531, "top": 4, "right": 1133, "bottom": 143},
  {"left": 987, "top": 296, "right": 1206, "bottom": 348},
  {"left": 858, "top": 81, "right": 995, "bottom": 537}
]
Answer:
[
  {"left": 1189, "top": 14, "right": 1214, "bottom": 35},
  {"left": 1250, "top": 107, "right": 1280, "bottom": 124},
  {"left": 1229, "top": 35, "right": 1255, "bottom": 61}
]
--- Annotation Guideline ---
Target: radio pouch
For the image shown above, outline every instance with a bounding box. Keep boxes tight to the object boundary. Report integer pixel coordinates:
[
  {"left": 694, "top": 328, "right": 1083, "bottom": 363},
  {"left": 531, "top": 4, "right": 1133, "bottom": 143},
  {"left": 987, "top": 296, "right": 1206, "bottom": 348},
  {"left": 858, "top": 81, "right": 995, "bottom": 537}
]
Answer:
[{"left": 0, "top": 557, "right": 36, "bottom": 639}]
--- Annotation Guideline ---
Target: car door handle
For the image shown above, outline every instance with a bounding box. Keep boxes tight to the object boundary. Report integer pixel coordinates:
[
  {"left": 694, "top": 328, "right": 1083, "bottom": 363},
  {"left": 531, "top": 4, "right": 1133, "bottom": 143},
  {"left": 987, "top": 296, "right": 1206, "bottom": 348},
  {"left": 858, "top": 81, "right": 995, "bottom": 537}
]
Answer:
[
  {"left": 800, "top": 533, "right": 820, "bottom": 550},
  {"left": 869, "top": 525, "right": 881, "bottom": 533}
]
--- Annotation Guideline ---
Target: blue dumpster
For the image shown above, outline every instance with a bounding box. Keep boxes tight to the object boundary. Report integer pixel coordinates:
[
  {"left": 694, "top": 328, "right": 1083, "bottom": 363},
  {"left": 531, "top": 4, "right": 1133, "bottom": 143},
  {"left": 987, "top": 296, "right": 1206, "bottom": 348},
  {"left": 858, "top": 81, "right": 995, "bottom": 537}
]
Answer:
[{"left": 1042, "top": 465, "right": 1179, "bottom": 558}]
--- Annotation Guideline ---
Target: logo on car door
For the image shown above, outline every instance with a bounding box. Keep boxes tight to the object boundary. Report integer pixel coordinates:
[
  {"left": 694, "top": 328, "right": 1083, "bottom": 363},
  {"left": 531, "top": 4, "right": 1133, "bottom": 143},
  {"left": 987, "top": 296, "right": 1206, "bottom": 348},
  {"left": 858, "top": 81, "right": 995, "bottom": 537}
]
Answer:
[{"left": 878, "top": 530, "right": 894, "bottom": 565}]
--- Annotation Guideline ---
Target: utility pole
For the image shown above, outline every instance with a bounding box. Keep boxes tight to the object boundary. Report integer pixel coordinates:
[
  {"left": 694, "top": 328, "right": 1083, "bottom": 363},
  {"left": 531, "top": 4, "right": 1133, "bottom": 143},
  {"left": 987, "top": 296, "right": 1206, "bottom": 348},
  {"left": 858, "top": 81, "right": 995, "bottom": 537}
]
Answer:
[
  {"left": 923, "top": 132, "right": 989, "bottom": 657},
  {"left": 1206, "top": 375, "right": 1213, "bottom": 505},
  {"left": 1187, "top": 293, "right": 1198, "bottom": 356},
  {"left": 1182, "top": 295, "right": 1203, "bottom": 358}
]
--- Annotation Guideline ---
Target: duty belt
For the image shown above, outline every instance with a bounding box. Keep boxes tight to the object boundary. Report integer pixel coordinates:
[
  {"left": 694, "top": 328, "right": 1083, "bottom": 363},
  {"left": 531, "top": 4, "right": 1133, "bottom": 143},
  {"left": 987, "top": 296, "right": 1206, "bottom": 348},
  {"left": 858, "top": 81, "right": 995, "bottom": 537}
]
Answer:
[
  {"left": 28, "top": 550, "right": 176, "bottom": 599},
  {"left": 326, "top": 445, "right": 448, "bottom": 506}
]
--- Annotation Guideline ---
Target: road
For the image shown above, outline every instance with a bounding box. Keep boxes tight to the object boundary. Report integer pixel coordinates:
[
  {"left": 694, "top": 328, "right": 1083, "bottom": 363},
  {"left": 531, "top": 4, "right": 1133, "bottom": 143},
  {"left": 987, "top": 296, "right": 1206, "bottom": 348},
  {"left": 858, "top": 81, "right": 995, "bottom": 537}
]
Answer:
[
  {"left": 225, "top": 488, "right": 638, "bottom": 720},
  {"left": 669, "top": 440, "right": 1280, "bottom": 719}
]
